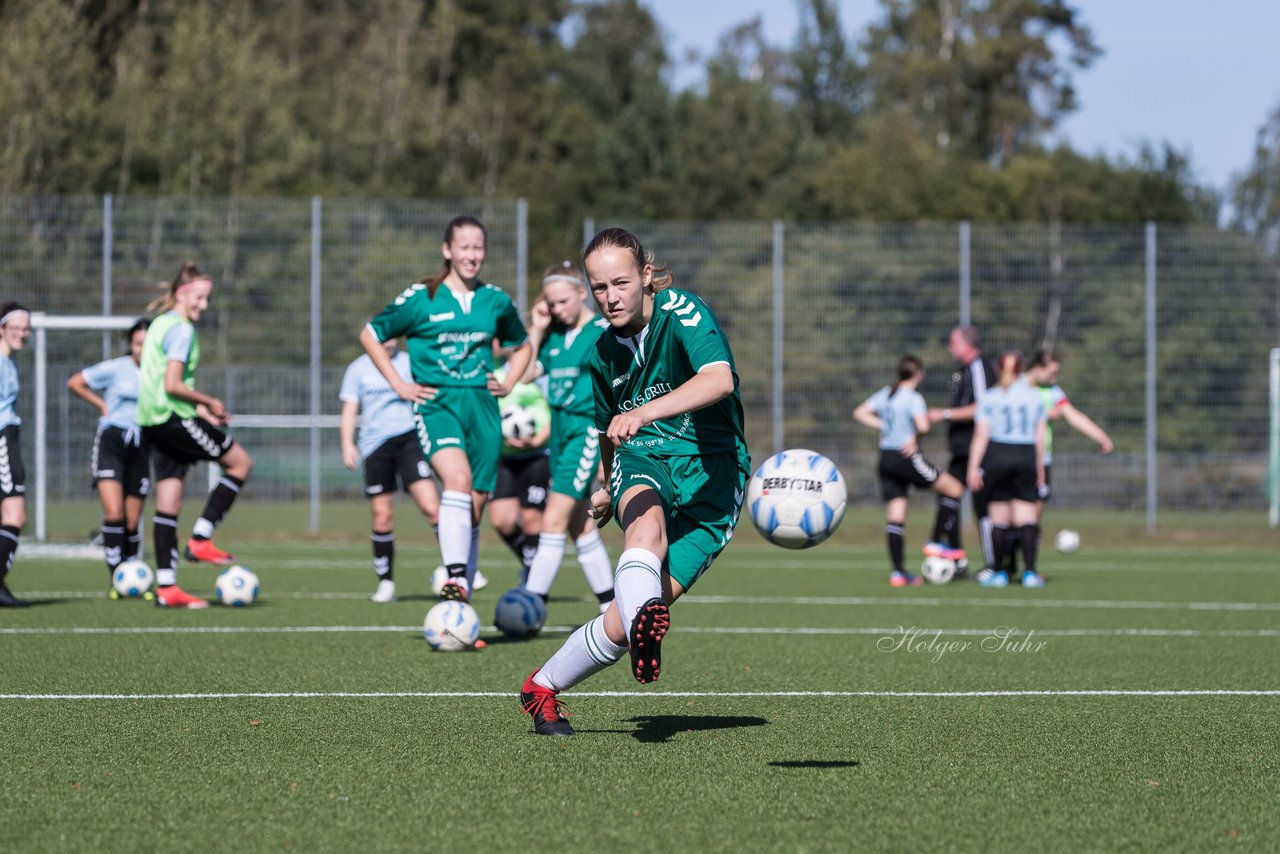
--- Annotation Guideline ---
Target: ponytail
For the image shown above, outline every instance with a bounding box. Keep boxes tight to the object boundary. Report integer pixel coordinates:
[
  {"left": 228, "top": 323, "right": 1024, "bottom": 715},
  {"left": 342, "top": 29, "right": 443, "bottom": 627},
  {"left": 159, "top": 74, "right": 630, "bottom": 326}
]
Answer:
[{"left": 148, "top": 260, "right": 207, "bottom": 314}]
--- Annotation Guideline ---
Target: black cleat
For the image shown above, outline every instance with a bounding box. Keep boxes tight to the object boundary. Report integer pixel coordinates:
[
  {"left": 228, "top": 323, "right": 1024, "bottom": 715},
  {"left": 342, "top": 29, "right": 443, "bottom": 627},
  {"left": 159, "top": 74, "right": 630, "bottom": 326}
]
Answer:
[
  {"left": 520, "top": 670, "right": 574, "bottom": 736},
  {"left": 629, "top": 598, "right": 670, "bottom": 684},
  {"left": 0, "top": 582, "right": 31, "bottom": 607}
]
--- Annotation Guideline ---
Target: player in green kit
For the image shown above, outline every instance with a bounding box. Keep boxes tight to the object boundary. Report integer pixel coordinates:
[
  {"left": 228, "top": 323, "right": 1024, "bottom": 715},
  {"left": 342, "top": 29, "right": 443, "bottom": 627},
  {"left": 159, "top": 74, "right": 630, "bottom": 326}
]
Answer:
[
  {"left": 520, "top": 229, "right": 750, "bottom": 736},
  {"left": 518, "top": 262, "right": 616, "bottom": 613},
  {"left": 359, "top": 216, "right": 532, "bottom": 603},
  {"left": 137, "top": 262, "right": 254, "bottom": 609}
]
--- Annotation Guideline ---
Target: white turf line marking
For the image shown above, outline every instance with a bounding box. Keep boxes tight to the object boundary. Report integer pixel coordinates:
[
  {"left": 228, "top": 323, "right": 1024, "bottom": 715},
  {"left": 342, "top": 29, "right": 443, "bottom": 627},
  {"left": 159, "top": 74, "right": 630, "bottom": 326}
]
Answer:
[
  {"left": 20, "top": 591, "right": 1280, "bottom": 611},
  {"left": 2, "top": 690, "right": 1277, "bottom": 701},
  {"left": 2, "top": 625, "right": 1277, "bottom": 638}
]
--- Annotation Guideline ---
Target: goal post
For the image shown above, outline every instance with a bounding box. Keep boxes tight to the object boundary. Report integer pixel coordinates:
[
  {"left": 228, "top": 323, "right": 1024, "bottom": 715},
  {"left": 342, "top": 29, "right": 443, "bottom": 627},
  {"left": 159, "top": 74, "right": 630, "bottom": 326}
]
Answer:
[{"left": 31, "top": 313, "right": 138, "bottom": 542}]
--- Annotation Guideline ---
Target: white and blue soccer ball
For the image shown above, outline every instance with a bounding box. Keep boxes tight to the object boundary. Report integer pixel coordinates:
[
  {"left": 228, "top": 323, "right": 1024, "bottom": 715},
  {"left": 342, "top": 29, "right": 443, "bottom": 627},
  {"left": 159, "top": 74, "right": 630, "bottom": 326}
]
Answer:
[
  {"left": 921, "top": 555, "right": 957, "bottom": 585},
  {"left": 1055, "top": 529, "right": 1081, "bottom": 554},
  {"left": 423, "top": 601, "right": 482, "bottom": 651},
  {"left": 112, "top": 559, "right": 154, "bottom": 598},
  {"left": 493, "top": 587, "right": 547, "bottom": 638},
  {"left": 215, "top": 565, "right": 260, "bottom": 606},
  {"left": 501, "top": 404, "right": 538, "bottom": 442},
  {"left": 746, "top": 449, "right": 848, "bottom": 549}
]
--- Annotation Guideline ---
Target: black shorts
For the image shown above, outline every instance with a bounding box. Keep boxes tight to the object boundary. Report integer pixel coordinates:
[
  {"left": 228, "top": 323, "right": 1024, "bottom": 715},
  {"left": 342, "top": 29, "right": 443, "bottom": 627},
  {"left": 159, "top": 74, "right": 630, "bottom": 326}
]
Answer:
[
  {"left": 92, "top": 426, "right": 151, "bottom": 497},
  {"left": 0, "top": 424, "right": 26, "bottom": 500},
  {"left": 878, "top": 449, "right": 940, "bottom": 501},
  {"left": 948, "top": 453, "right": 991, "bottom": 517},
  {"left": 493, "top": 453, "right": 550, "bottom": 509},
  {"left": 980, "top": 442, "right": 1038, "bottom": 503},
  {"left": 143, "top": 415, "right": 234, "bottom": 481},
  {"left": 364, "top": 430, "right": 432, "bottom": 497}
]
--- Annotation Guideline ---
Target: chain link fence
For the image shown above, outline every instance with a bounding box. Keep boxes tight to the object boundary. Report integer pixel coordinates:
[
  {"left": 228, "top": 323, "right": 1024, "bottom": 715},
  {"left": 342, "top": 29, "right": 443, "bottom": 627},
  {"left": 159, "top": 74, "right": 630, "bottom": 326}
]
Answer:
[{"left": 3, "top": 196, "right": 1277, "bottom": 537}]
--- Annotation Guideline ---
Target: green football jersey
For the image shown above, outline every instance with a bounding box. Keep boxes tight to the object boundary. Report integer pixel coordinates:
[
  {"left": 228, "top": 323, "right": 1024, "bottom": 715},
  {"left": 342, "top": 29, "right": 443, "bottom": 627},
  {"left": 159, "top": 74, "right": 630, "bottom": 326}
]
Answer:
[
  {"left": 136, "top": 311, "right": 199, "bottom": 426},
  {"left": 367, "top": 281, "right": 527, "bottom": 387},
  {"left": 589, "top": 288, "right": 746, "bottom": 458},
  {"left": 539, "top": 316, "right": 608, "bottom": 416}
]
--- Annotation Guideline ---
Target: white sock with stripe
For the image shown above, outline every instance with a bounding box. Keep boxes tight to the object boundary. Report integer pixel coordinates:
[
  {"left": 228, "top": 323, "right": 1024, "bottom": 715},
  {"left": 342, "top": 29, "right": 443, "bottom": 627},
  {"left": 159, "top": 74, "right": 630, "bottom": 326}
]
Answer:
[
  {"left": 438, "top": 490, "right": 472, "bottom": 574},
  {"left": 533, "top": 614, "right": 626, "bottom": 692},
  {"left": 524, "top": 532, "right": 567, "bottom": 597},
  {"left": 613, "top": 547, "right": 664, "bottom": 632},
  {"left": 465, "top": 523, "right": 481, "bottom": 587},
  {"left": 575, "top": 531, "right": 614, "bottom": 596}
]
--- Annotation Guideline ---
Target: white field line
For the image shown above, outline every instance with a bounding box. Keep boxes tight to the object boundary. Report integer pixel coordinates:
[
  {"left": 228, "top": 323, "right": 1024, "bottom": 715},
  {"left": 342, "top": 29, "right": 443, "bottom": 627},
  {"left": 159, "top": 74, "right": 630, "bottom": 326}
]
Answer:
[
  {"left": 1, "top": 690, "right": 1277, "bottom": 701},
  {"left": 18, "top": 590, "right": 1280, "bottom": 612},
  {"left": 1, "top": 624, "right": 1277, "bottom": 638}
]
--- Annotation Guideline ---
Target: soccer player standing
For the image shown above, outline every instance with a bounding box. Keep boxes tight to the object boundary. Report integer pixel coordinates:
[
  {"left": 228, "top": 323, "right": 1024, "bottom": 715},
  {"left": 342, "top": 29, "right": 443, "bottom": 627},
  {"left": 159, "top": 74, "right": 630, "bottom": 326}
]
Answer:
[
  {"left": 137, "top": 263, "right": 254, "bottom": 609},
  {"left": 0, "top": 302, "right": 32, "bottom": 607},
  {"left": 967, "top": 352, "right": 1048, "bottom": 588},
  {"left": 339, "top": 337, "right": 441, "bottom": 603},
  {"left": 519, "top": 228, "right": 750, "bottom": 737},
  {"left": 68, "top": 319, "right": 153, "bottom": 592},
  {"left": 359, "top": 215, "right": 531, "bottom": 603},
  {"left": 519, "top": 262, "right": 616, "bottom": 612}
]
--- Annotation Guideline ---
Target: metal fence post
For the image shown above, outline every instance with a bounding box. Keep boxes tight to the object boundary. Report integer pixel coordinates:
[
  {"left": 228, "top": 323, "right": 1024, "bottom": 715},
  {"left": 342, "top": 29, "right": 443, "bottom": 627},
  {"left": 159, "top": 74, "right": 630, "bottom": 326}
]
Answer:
[
  {"left": 583, "top": 218, "right": 595, "bottom": 249},
  {"left": 516, "top": 198, "right": 528, "bottom": 312},
  {"left": 959, "top": 220, "right": 971, "bottom": 327},
  {"left": 772, "top": 220, "right": 784, "bottom": 454},
  {"left": 102, "top": 193, "right": 114, "bottom": 360},
  {"left": 309, "top": 196, "right": 322, "bottom": 535},
  {"left": 1145, "top": 222, "right": 1157, "bottom": 533}
]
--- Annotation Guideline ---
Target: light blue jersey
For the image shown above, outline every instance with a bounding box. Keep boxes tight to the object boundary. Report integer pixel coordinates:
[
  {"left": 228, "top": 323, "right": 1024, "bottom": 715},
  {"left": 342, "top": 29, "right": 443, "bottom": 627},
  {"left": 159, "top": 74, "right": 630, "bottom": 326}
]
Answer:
[
  {"left": 80, "top": 356, "right": 140, "bottom": 431},
  {"left": 863, "top": 385, "right": 926, "bottom": 451},
  {"left": 339, "top": 351, "right": 417, "bottom": 459},
  {"left": 0, "top": 354, "right": 19, "bottom": 429},
  {"left": 977, "top": 377, "right": 1047, "bottom": 445}
]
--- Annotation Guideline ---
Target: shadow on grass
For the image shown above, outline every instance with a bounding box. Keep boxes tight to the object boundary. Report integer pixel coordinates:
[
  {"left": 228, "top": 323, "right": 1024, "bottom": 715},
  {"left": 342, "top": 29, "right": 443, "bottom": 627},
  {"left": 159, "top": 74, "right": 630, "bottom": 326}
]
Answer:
[
  {"left": 583, "top": 715, "right": 770, "bottom": 744},
  {"left": 768, "top": 760, "right": 861, "bottom": 769}
]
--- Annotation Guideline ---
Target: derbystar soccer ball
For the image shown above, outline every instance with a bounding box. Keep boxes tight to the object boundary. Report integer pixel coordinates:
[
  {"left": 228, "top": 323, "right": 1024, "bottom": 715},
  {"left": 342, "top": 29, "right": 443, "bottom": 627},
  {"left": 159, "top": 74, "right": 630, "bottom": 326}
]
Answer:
[
  {"left": 215, "top": 565, "right": 260, "bottom": 606},
  {"left": 423, "top": 601, "right": 482, "bottom": 651},
  {"left": 746, "top": 449, "right": 848, "bottom": 549},
  {"left": 111, "top": 559, "right": 154, "bottom": 598},
  {"left": 493, "top": 587, "right": 547, "bottom": 638},
  {"left": 1055, "top": 529, "right": 1081, "bottom": 554},
  {"left": 501, "top": 404, "right": 538, "bottom": 442},
  {"left": 921, "top": 555, "right": 957, "bottom": 585}
]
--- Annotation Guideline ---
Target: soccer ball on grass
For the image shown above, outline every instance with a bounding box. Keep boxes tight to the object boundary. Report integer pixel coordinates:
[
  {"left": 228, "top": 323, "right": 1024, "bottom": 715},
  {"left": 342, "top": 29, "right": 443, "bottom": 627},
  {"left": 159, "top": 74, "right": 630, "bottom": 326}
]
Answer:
[
  {"left": 215, "top": 565, "right": 260, "bottom": 606},
  {"left": 111, "top": 559, "right": 154, "bottom": 599},
  {"left": 423, "top": 601, "right": 482, "bottom": 651},
  {"left": 745, "top": 449, "right": 848, "bottom": 549},
  {"left": 493, "top": 587, "right": 547, "bottom": 638},
  {"left": 920, "top": 555, "right": 957, "bottom": 585},
  {"left": 1055, "top": 529, "right": 1081, "bottom": 554}
]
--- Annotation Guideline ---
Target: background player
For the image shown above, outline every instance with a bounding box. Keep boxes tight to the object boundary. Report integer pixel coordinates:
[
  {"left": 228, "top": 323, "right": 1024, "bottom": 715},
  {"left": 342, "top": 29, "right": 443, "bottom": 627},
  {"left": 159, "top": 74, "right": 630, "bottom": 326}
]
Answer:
[
  {"left": 0, "top": 302, "right": 31, "bottom": 607},
  {"left": 339, "top": 337, "right": 441, "bottom": 603},
  {"left": 68, "top": 319, "right": 152, "bottom": 592},
  {"left": 519, "top": 228, "right": 749, "bottom": 737},
  {"left": 488, "top": 351, "right": 551, "bottom": 582},
  {"left": 853, "top": 355, "right": 967, "bottom": 587},
  {"left": 137, "top": 262, "right": 254, "bottom": 609},
  {"left": 967, "top": 351, "right": 1047, "bottom": 588},
  {"left": 519, "top": 262, "right": 616, "bottom": 613},
  {"left": 359, "top": 215, "right": 531, "bottom": 603}
]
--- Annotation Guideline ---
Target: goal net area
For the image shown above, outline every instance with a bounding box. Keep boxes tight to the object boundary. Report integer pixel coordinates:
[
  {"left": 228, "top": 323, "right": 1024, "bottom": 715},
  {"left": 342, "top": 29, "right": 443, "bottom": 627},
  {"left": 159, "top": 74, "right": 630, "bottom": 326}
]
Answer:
[{"left": 24, "top": 314, "right": 344, "bottom": 547}]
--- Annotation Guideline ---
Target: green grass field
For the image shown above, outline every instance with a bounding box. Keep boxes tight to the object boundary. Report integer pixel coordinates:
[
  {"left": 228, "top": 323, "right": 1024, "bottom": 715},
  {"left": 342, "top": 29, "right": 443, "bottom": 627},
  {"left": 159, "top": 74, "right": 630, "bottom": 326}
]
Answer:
[{"left": 2, "top": 503, "right": 1277, "bottom": 852}]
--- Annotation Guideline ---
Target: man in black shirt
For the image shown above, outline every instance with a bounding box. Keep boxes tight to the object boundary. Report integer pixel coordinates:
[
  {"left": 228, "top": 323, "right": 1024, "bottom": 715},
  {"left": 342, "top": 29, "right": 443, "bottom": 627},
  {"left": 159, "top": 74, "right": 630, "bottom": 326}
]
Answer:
[{"left": 926, "top": 326, "right": 996, "bottom": 578}]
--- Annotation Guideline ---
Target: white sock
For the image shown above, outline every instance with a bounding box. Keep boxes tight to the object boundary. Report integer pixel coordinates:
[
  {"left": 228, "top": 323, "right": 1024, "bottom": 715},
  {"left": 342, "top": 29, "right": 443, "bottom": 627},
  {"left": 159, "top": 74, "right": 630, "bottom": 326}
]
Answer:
[
  {"left": 575, "top": 531, "right": 613, "bottom": 596},
  {"left": 191, "top": 517, "right": 214, "bottom": 539},
  {"left": 465, "top": 523, "right": 481, "bottom": 588},
  {"left": 524, "top": 532, "right": 567, "bottom": 596},
  {"left": 156, "top": 568, "right": 176, "bottom": 587},
  {"left": 534, "top": 614, "right": 626, "bottom": 692},
  {"left": 438, "top": 491, "right": 472, "bottom": 572},
  {"left": 613, "top": 547, "right": 663, "bottom": 632}
]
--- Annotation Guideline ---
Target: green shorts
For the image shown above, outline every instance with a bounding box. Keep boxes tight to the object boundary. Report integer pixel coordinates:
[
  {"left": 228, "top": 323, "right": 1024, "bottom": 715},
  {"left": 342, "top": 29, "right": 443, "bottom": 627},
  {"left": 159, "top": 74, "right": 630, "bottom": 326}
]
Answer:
[
  {"left": 549, "top": 410, "right": 601, "bottom": 501},
  {"left": 608, "top": 447, "right": 750, "bottom": 590},
  {"left": 413, "top": 386, "right": 501, "bottom": 493}
]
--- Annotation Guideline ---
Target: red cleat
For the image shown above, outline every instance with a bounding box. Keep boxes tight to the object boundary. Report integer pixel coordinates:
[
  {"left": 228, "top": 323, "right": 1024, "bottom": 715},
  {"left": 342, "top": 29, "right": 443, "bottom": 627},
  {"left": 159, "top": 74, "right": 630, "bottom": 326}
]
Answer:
[
  {"left": 520, "top": 670, "right": 574, "bottom": 736},
  {"left": 185, "top": 538, "right": 235, "bottom": 566},
  {"left": 155, "top": 585, "right": 209, "bottom": 609},
  {"left": 629, "top": 598, "right": 670, "bottom": 684}
]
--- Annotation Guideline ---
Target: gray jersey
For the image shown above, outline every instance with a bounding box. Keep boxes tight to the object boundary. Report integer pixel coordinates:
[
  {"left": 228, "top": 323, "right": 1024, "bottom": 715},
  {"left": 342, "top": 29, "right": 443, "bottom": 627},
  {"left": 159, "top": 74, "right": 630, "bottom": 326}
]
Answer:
[
  {"left": 977, "top": 377, "right": 1047, "bottom": 446},
  {"left": 339, "top": 351, "right": 417, "bottom": 459},
  {"left": 80, "top": 355, "right": 140, "bottom": 431},
  {"left": 863, "top": 385, "right": 926, "bottom": 451},
  {"left": 0, "top": 354, "right": 17, "bottom": 429}
]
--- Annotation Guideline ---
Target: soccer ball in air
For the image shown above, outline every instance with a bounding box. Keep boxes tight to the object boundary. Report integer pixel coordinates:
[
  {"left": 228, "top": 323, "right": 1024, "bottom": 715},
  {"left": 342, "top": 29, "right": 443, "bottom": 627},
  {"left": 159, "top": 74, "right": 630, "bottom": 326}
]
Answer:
[
  {"left": 745, "top": 449, "right": 848, "bottom": 549},
  {"left": 215, "top": 565, "right": 260, "bottom": 606},
  {"left": 921, "top": 555, "right": 957, "bottom": 585},
  {"left": 1055, "top": 529, "right": 1081, "bottom": 554},
  {"left": 423, "top": 601, "right": 482, "bottom": 651},
  {"left": 111, "top": 559, "right": 154, "bottom": 599},
  {"left": 501, "top": 405, "right": 538, "bottom": 442},
  {"left": 493, "top": 587, "right": 547, "bottom": 638}
]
